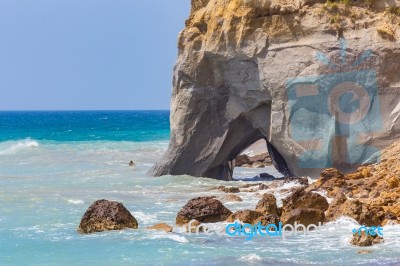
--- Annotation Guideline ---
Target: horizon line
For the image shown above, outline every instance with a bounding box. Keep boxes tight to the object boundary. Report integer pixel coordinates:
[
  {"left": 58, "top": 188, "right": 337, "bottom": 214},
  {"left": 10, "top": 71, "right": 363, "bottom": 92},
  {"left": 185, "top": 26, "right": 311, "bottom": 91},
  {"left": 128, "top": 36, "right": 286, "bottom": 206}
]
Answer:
[{"left": 0, "top": 109, "right": 170, "bottom": 112}]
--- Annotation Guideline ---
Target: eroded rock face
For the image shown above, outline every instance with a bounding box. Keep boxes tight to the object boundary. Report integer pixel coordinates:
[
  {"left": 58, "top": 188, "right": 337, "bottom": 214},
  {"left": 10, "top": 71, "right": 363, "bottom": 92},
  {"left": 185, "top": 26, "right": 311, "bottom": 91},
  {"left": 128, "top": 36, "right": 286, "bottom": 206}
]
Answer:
[
  {"left": 176, "top": 197, "right": 232, "bottom": 225},
  {"left": 332, "top": 199, "right": 384, "bottom": 226},
  {"left": 254, "top": 213, "right": 281, "bottom": 227},
  {"left": 151, "top": 0, "right": 400, "bottom": 180},
  {"left": 280, "top": 208, "right": 325, "bottom": 226},
  {"left": 255, "top": 193, "right": 278, "bottom": 215},
  {"left": 78, "top": 199, "right": 138, "bottom": 234},
  {"left": 306, "top": 142, "right": 400, "bottom": 225},
  {"left": 282, "top": 188, "right": 329, "bottom": 213},
  {"left": 326, "top": 189, "right": 347, "bottom": 221},
  {"left": 226, "top": 210, "right": 263, "bottom": 224}
]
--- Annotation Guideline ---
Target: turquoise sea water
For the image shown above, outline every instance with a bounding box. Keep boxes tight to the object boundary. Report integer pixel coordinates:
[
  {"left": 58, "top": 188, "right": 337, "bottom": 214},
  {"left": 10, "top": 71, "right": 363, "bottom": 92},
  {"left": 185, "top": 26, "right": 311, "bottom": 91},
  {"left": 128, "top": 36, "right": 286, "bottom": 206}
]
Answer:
[{"left": 0, "top": 111, "right": 399, "bottom": 265}]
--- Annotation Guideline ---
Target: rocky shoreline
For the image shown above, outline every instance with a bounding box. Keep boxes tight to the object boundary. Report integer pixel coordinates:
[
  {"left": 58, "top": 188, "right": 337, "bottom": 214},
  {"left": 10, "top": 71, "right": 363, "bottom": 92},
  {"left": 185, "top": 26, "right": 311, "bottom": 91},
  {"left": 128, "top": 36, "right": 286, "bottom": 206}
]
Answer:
[{"left": 78, "top": 140, "right": 400, "bottom": 248}]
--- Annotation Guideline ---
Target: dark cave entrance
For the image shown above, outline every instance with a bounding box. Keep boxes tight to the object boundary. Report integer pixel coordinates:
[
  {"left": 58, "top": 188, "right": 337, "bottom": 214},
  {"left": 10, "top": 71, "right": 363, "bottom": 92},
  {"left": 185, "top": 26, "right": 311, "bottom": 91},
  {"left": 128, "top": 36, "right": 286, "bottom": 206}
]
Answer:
[{"left": 231, "top": 138, "right": 294, "bottom": 180}]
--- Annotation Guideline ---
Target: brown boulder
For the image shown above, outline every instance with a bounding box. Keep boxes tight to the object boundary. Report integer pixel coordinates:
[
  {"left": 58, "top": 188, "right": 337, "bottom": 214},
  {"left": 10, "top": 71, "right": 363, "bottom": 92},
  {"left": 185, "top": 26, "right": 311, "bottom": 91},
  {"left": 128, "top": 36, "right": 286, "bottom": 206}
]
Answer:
[
  {"left": 176, "top": 197, "right": 232, "bottom": 226},
  {"left": 280, "top": 208, "right": 325, "bottom": 226},
  {"left": 326, "top": 190, "right": 348, "bottom": 221},
  {"left": 307, "top": 168, "right": 346, "bottom": 197},
  {"left": 320, "top": 168, "right": 345, "bottom": 180},
  {"left": 335, "top": 199, "right": 383, "bottom": 226},
  {"left": 282, "top": 188, "right": 329, "bottom": 213},
  {"left": 239, "top": 183, "right": 269, "bottom": 192},
  {"left": 226, "top": 210, "right": 263, "bottom": 224},
  {"left": 78, "top": 199, "right": 138, "bottom": 234},
  {"left": 254, "top": 214, "right": 280, "bottom": 227},
  {"left": 147, "top": 223, "right": 173, "bottom": 233},
  {"left": 235, "top": 153, "right": 272, "bottom": 168},
  {"left": 350, "top": 231, "right": 384, "bottom": 246},
  {"left": 221, "top": 194, "right": 243, "bottom": 202},
  {"left": 255, "top": 193, "right": 278, "bottom": 215}
]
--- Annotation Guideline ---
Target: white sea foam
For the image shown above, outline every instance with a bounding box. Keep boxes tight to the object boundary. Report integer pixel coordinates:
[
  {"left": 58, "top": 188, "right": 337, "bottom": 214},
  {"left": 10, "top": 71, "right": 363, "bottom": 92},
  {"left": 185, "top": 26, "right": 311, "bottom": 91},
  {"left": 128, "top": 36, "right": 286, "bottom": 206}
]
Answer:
[
  {"left": 132, "top": 211, "right": 157, "bottom": 224},
  {"left": 238, "top": 253, "right": 263, "bottom": 263},
  {"left": 0, "top": 139, "right": 40, "bottom": 155},
  {"left": 67, "top": 199, "right": 84, "bottom": 205},
  {"left": 150, "top": 233, "right": 189, "bottom": 243}
]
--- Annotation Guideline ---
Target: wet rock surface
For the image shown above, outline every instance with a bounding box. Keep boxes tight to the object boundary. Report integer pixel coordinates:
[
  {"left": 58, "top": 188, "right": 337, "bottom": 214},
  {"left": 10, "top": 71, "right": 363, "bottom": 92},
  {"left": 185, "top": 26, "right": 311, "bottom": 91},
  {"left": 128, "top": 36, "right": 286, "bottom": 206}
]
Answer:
[
  {"left": 280, "top": 208, "right": 325, "bottom": 226},
  {"left": 350, "top": 231, "right": 384, "bottom": 247},
  {"left": 78, "top": 199, "right": 138, "bottom": 234},
  {"left": 176, "top": 197, "right": 232, "bottom": 226},
  {"left": 255, "top": 193, "right": 278, "bottom": 215},
  {"left": 282, "top": 188, "right": 329, "bottom": 214},
  {"left": 147, "top": 223, "right": 173, "bottom": 233},
  {"left": 226, "top": 210, "right": 263, "bottom": 224}
]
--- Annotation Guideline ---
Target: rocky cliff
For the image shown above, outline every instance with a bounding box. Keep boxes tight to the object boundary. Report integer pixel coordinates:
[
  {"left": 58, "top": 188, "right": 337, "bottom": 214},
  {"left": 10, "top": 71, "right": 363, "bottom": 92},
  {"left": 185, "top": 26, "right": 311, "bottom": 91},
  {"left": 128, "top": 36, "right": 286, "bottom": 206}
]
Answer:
[{"left": 151, "top": 0, "right": 400, "bottom": 180}]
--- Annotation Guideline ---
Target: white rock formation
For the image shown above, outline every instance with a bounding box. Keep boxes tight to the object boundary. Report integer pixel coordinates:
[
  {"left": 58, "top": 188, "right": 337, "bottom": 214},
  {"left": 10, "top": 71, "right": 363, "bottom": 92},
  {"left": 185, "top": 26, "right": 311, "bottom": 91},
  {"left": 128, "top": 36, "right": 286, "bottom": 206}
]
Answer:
[{"left": 151, "top": 0, "right": 400, "bottom": 180}]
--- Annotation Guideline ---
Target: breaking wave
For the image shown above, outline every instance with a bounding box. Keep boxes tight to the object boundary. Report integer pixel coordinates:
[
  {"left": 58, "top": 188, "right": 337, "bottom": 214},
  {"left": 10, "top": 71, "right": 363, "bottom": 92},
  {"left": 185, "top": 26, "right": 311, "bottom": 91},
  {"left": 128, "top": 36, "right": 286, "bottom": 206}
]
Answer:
[{"left": 0, "top": 139, "right": 40, "bottom": 155}]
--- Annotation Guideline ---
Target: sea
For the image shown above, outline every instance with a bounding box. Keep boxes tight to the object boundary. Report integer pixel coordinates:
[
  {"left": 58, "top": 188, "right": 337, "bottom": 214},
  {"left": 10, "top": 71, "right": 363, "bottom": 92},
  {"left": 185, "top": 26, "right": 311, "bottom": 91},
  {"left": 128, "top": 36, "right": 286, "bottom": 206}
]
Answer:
[{"left": 0, "top": 111, "right": 399, "bottom": 265}]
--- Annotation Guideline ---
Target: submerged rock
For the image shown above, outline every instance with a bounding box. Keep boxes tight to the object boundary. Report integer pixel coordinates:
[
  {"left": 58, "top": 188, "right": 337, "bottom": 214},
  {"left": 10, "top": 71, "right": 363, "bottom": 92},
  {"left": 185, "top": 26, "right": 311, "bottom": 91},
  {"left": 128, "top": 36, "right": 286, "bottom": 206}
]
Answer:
[
  {"left": 218, "top": 186, "right": 240, "bottom": 193},
  {"left": 350, "top": 231, "right": 384, "bottom": 247},
  {"left": 221, "top": 194, "right": 243, "bottom": 202},
  {"left": 176, "top": 197, "right": 232, "bottom": 226},
  {"left": 239, "top": 183, "right": 269, "bottom": 192},
  {"left": 357, "top": 250, "right": 373, "bottom": 254},
  {"left": 147, "top": 223, "right": 173, "bottom": 233},
  {"left": 78, "top": 199, "right": 138, "bottom": 234}
]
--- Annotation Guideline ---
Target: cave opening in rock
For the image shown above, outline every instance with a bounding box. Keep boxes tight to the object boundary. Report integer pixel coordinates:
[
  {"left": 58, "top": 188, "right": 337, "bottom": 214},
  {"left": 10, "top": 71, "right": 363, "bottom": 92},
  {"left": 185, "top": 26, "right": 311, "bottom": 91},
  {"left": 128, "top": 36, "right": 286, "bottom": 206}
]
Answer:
[{"left": 231, "top": 139, "right": 293, "bottom": 180}]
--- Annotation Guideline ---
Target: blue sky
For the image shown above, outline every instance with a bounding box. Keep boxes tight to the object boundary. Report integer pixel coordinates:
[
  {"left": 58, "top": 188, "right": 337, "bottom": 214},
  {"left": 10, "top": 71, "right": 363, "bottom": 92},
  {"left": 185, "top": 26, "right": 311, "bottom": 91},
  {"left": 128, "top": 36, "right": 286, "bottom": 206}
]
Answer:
[{"left": 0, "top": 1, "right": 190, "bottom": 110}]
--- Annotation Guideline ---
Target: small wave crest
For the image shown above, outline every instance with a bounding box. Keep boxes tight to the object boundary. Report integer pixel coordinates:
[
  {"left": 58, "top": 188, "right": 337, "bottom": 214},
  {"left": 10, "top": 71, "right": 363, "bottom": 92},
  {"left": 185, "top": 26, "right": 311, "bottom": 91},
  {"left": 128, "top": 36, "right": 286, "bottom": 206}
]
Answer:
[
  {"left": 238, "top": 253, "right": 263, "bottom": 263},
  {"left": 67, "top": 199, "right": 84, "bottom": 205},
  {"left": 0, "top": 139, "right": 40, "bottom": 155}
]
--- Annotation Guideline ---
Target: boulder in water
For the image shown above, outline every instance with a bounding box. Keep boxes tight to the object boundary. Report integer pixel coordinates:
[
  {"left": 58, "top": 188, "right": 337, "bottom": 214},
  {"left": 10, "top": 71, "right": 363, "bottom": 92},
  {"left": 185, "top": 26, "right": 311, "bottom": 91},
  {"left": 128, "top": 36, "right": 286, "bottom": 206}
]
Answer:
[
  {"left": 78, "top": 199, "right": 138, "bottom": 234},
  {"left": 176, "top": 197, "right": 232, "bottom": 226}
]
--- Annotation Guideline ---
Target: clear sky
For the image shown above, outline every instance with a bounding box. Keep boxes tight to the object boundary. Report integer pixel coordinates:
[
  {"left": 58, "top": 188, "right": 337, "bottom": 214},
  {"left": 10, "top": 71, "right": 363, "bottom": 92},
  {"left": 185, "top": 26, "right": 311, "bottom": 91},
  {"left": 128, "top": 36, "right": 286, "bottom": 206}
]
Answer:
[{"left": 0, "top": 1, "right": 190, "bottom": 110}]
